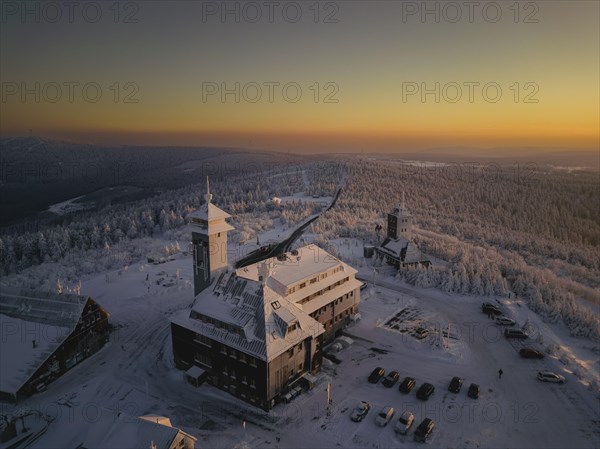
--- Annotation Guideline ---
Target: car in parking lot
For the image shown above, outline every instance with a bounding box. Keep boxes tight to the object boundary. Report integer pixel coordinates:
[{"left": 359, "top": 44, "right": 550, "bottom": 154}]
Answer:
[
  {"left": 368, "top": 367, "right": 385, "bottom": 383},
  {"left": 283, "top": 386, "right": 302, "bottom": 403},
  {"left": 375, "top": 406, "right": 395, "bottom": 426},
  {"left": 350, "top": 401, "right": 371, "bottom": 422},
  {"left": 520, "top": 348, "right": 544, "bottom": 359},
  {"left": 482, "top": 302, "right": 502, "bottom": 315},
  {"left": 382, "top": 370, "right": 400, "bottom": 387},
  {"left": 416, "top": 383, "right": 435, "bottom": 400},
  {"left": 537, "top": 371, "right": 565, "bottom": 384},
  {"left": 504, "top": 328, "right": 528, "bottom": 339},
  {"left": 394, "top": 411, "right": 414, "bottom": 435},
  {"left": 448, "top": 376, "right": 463, "bottom": 393},
  {"left": 398, "top": 376, "right": 416, "bottom": 394},
  {"left": 495, "top": 316, "right": 516, "bottom": 326},
  {"left": 467, "top": 383, "right": 480, "bottom": 399},
  {"left": 413, "top": 327, "right": 429, "bottom": 339},
  {"left": 414, "top": 417, "right": 435, "bottom": 443}
]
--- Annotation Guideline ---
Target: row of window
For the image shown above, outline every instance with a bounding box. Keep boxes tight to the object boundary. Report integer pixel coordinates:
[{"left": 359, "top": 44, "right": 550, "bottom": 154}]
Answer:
[
  {"left": 314, "top": 306, "right": 356, "bottom": 329},
  {"left": 194, "top": 334, "right": 259, "bottom": 366},
  {"left": 308, "top": 290, "right": 355, "bottom": 318},
  {"left": 297, "top": 277, "right": 351, "bottom": 305},
  {"left": 191, "top": 311, "right": 244, "bottom": 336},
  {"left": 219, "top": 345, "right": 258, "bottom": 366},
  {"left": 286, "top": 265, "right": 344, "bottom": 295},
  {"left": 222, "top": 366, "right": 257, "bottom": 388},
  {"left": 287, "top": 342, "right": 303, "bottom": 358}
]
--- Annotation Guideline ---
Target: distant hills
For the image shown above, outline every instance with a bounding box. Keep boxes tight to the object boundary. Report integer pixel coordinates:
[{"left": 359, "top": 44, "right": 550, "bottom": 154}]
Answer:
[{"left": 0, "top": 137, "right": 312, "bottom": 226}]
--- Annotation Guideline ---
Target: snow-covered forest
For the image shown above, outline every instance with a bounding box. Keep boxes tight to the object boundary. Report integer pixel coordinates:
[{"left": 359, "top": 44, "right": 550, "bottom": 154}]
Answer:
[
  {"left": 1, "top": 157, "right": 598, "bottom": 339},
  {"left": 311, "top": 159, "right": 599, "bottom": 340}
]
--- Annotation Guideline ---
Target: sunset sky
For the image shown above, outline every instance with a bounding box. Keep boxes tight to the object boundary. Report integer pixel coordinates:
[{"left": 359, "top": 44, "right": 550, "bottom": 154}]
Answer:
[{"left": 1, "top": 1, "right": 598, "bottom": 153}]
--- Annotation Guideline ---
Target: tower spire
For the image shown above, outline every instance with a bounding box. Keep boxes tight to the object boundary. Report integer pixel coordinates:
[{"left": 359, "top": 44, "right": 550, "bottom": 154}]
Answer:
[
  {"left": 401, "top": 191, "right": 406, "bottom": 210},
  {"left": 205, "top": 177, "right": 213, "bottom": 204}
]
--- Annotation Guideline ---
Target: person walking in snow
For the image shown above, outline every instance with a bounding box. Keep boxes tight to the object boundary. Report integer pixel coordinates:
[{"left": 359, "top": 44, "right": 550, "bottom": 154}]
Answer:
[{"left": 498, "top": 369, "right": 503, "bottom": 379}]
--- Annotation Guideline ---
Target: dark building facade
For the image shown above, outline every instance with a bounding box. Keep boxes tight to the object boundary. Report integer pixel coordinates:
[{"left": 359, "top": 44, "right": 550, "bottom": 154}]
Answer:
[
  {"left": 376, "top": 193, "right": 430, "bottom": 268},
  {"left": 0, "top": 289, "right": 109, "bottom": 402},
  {"left": 170, "top": 183, "right": 359, "bottom": 411}
]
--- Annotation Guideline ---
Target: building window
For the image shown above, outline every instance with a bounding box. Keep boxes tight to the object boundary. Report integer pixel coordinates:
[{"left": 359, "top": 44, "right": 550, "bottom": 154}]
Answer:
[
  {"left": 194, "top": 353, "right": 212, "bottom": 368},
  {"left": 298, "top": 362, "right": 303, "bottom": 371},
  {"left": 230, "top": 369, "right": 236, "bottom": 379},
  {"left": 241, "top": 375, "right": 248, "bottom": 384},
  {"left": 249, "top": 356, "right": 257, "bottom": 367},
  {"left": 220, "top": 345, "right": 227, "bottom": 355},
  {"left": 299, "top": 282, "right": 306, "bottom": 289},
  {"left": 194, "top": 334, "right": 212, "bottom": 347},
  {"left": 271, "top": 301, "right": 281, "bottom": 310},
  {"left": 239, "top": 353, "right": 247, "bottom": 363},
  {"left": 250, "top": 378, "right": 256, "bottom": 389}
]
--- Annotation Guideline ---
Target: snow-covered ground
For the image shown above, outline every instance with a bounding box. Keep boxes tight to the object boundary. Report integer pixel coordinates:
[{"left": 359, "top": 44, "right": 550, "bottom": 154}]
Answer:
[
  {"left": 2, "top": 236, "right": 598, "bottom": 449},
  {"left": 47, "top": 195, "right": 92, "bottom": 215}
]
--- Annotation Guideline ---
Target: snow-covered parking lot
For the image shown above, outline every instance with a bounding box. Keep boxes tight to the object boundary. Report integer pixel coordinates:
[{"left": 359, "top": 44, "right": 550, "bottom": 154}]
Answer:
[
  {"left": 271, "top": 282, "right": 599, "bottom": 449},
  {"left": 2, "top": 251, "right": 598, "bottom": 449}
]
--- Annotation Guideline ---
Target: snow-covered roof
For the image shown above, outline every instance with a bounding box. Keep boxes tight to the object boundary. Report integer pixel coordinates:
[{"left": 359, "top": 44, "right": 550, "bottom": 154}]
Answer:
[
  {"left": 140, "top": 415, "right": 173, "bottom": 427},
  {"left": 26, "top": 409, "right": 195, "bottom": 449},
  {"left": 185, "top": 365, "right": 205, "bottom": 380},
  {"left": 172, "top": 245, "right": 355, "bottom": 362},
  {"left": 187, "top": 180, "right": 234, "bottom": 235},
  {"left": 172, "top": 267, "right": 324, "bottom": 362},
  {"left": 188, "top": 202, "right": 235, "bottom": 236},
  {"left": 0, "top": 288, "right": 86, "bottom": 328},
  {"left": 236, "top": 244, "right": 352, "bottom": 288},
  {"left": 189, "top": 201, "right": 232, "bottom": 222},
  {"left": 380, "top": 237, "right": 410, "bottom": 256},
  {"left": 295, "top": 278, "right": 363, "bottom": 316},
  {"left": 0, "top": 288, "right": 90, "bottom": 395},
  {"left": 281, "top": 269, "right": 357, "bottom": 306},
  {"left": 0, "top": 314, "right": 70, "bottom": 395},
  {"left": 378, "top": 238, "right": 429, "bottom": 264}
]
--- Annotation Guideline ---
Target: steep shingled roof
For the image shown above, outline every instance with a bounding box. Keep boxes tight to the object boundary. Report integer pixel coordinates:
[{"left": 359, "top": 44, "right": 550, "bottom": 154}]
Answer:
[{"left": 172, "top": 268, "right": 323, "bottom": 362}]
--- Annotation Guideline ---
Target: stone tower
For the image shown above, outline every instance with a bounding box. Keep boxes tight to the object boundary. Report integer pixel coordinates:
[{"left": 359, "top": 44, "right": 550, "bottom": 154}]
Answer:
[
  {"left": 189, "top": 178, "right": 234, "bottom": 295},
  {"left": 387, "top": 191, "right": 413, "bottom": 240}
]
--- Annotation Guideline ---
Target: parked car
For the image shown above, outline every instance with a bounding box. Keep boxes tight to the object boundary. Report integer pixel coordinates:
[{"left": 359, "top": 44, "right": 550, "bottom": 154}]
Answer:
[
  {"left": 504, "top": 328, "right": 529, "bottom": 339},
  {"left": 394, "top": 411, "right": 415, "bottom": 435},
  {"left": 368, "top": 367, "right": 385, "bottom": 383},
  {"left": 375, "top": 406, "right": 395, "bottom": 426},
  {"left": 283, "top": 386, "right": 302, "bottom": 403},
  {"left": 537, "top": 371, "right": 565, "bottom": 384},
  {"left": 448, "top": 376, "right": 463, "bottom": 393},
  {"left": 482, "top": 303, "right": 502, "bottom": 316},
  {"left": 350, "top": 401, "right": 371, "bottom": 422},
  {"left": 495, "top": 316, "right": 516, "bottom": 326},
  {"left": 413, "top": 327, "right": 429, "bottom": 339},
  {"left": 399, "top": 376, "right": 416, "bottom": 394},
  {"left": 520, "top": 348, "right": 544, "bottom": 359},
  {"left": 467, "top": 383, "right": 480, "bottom": 399},
  {"left": 382, "top": 370, "right": 400, "bottom": 387},
  {"left": 416, "top": 383, "right": 435, "bottom": 400},
  {"left": 414, "top": 417, "right": 435, "bottom": 443}
]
